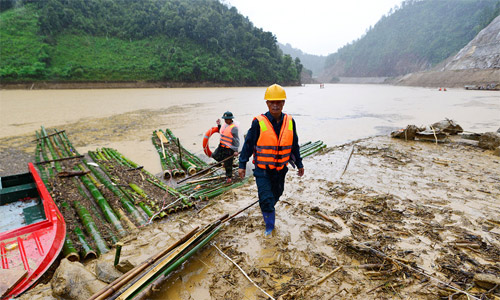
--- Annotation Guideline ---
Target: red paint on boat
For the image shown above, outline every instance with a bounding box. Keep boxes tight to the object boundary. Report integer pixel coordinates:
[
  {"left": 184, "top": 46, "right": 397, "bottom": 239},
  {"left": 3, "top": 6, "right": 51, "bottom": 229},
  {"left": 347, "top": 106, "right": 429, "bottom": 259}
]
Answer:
[{"left": 0, "top": 163, "right": 66, "bottom": 298}]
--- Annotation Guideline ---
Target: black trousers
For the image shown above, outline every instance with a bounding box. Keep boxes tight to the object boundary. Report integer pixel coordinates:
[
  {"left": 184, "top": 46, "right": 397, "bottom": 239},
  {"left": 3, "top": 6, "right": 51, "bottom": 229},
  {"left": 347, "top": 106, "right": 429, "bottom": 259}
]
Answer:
[
  {"left": 212, "top": 145, "right": 235, "bottom": 178},
  {"left": 254, "top": 166, "right": 288, "bottom": 212}
]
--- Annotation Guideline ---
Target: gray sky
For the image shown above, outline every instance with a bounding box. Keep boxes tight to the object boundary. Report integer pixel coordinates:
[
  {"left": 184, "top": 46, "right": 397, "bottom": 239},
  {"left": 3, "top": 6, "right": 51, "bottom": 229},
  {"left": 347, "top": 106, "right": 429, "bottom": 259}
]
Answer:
[{"left": 225, "top": 0, "right": 403, "bottom": 56}]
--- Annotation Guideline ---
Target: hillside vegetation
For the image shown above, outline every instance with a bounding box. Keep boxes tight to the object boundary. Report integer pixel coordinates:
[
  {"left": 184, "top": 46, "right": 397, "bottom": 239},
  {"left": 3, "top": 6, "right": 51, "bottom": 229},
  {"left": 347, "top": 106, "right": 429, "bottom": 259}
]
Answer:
[
  {"left": 322, "top": 0, "right": 500, "bottom": 79},
  {"left": 0, "top": 0, "right": 302, "bottom": 84},
  {"left": 279, "top": 43, "right": 326, "bottom": 77}
]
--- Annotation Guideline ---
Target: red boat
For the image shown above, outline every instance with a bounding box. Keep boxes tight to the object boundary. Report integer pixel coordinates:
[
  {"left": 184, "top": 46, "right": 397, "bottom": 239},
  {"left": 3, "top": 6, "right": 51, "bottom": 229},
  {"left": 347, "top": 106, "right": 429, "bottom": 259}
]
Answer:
[{"left": 0, "top": 163, "right": 66, "bottom": 299}]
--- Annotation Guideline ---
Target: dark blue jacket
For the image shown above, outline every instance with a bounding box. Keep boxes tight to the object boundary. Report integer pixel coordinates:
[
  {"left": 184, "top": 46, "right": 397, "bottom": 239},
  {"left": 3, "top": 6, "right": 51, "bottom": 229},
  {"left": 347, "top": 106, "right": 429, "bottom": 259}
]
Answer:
[{"left": 239, "top": 112, "right": 303, "bottom": 170}]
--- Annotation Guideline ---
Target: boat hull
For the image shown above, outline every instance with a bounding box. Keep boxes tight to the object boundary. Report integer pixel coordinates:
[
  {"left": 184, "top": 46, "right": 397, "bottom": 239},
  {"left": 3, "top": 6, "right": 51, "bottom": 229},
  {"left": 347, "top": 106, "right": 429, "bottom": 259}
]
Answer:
[{"left": 0, "top": 163, "right": 66, "bottom": 298}]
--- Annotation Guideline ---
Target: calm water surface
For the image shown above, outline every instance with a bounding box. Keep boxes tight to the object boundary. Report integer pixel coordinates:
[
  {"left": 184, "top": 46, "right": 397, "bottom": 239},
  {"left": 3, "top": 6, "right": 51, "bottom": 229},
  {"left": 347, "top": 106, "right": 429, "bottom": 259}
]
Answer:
[{"left": 1, "top": 84, "right": 499, "bottom": 174}]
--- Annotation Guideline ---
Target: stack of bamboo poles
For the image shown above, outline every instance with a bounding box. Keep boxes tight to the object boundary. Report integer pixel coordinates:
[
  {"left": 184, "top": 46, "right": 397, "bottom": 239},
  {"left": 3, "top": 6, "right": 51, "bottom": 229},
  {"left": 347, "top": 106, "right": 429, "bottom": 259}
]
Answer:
[
  {"left": 151, "top": 129, "right": 208, "bottom": 179},
  {"left": 300, "top": 140, "right": 326, "bottom": 158},
  {"left": 35, "top": 126, "right": 123, "bottom": 261},
  {"left": 89, "top": 217, "right": 225, "bottom": 300},
  {"left": 33, "top": 127, "right": 195, "bottom": 261},
  {"left": 88, "top": 147, "right": 195, "bottom": 219}
]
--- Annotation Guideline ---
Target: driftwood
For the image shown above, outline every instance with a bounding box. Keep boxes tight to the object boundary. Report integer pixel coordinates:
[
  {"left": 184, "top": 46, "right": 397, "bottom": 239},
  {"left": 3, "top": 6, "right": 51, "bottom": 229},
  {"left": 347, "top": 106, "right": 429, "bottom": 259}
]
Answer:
[
  {"left": 57, "top": 170, "right": 90, "bottom": 177},
  {"left": 31, "top": 130, "right": 65, "bottom": 141},
  {"left": 316, "top": 211, "right": 342, "bottom": 232},
  {"left": 278, "top": 266, "right": 343, "bottom": 299},
  {"left": 36, "top": 155, "right": 84, "bottom": 164}
]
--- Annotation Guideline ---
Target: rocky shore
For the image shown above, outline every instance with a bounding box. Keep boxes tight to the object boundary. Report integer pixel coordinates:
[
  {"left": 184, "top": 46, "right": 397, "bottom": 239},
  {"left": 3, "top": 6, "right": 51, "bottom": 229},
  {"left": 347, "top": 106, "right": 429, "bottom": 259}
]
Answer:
[{"left": 393, "top": 68, "right": 500, "bottom": 88}]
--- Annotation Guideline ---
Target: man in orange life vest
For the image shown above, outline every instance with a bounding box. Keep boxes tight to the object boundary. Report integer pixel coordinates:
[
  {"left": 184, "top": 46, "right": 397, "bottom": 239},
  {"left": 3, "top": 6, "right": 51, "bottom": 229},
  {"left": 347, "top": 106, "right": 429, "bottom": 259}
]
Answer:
[
  {"left": 213, "top": 111, "right": 239, "bottom": 183},
  {"left": 238, "top": 84, "right": 304, "bottom": 236}
]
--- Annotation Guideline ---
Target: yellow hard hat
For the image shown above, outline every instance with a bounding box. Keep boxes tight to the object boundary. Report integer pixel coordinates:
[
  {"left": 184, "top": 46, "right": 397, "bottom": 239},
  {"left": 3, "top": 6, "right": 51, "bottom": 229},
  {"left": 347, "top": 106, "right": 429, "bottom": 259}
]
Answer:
[{"left": 264, "top": 84, "right": 286, "bottom": 101}]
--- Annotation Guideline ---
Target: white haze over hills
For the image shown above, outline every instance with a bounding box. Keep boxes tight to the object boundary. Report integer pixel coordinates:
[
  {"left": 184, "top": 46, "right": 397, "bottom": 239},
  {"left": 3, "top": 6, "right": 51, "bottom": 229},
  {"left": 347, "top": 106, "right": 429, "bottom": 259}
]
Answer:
[{"left": 225, "top": 0, "right": 403, "bottom": 56}]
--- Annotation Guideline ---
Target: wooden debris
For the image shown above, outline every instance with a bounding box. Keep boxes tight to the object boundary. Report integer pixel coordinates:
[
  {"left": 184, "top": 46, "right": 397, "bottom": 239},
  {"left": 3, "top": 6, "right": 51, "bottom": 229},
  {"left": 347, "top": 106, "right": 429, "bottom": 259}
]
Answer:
[
  {"left": 57, "top": 170, "right": 90, "bottom": 177},
  {"left": 473, "top": 273, "right": 500, "bottom": 290}
]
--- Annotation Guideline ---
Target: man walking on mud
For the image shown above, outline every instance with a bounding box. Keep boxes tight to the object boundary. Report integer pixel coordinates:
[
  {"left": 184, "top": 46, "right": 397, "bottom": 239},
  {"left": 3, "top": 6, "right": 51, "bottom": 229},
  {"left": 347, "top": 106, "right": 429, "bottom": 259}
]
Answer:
[
  {"left": 238, "top": 84, "right": 304, "bottom": 236},
  {"left": 212, "top": 111, "right": 239, "bottom": 183}
]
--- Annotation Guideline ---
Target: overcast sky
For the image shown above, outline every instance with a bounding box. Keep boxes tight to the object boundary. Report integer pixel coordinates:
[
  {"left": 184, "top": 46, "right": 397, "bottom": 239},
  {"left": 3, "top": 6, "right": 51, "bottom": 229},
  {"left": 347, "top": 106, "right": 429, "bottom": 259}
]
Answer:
[{"left": 225, "top": 0, "right": 403, "bottom": 56}]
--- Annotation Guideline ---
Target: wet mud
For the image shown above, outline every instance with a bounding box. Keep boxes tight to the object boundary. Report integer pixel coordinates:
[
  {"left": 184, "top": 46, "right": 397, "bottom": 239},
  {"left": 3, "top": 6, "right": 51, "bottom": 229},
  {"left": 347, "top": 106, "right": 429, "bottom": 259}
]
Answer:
[{"left": 120, "top": 136, "right": 498, "bottom": 300}]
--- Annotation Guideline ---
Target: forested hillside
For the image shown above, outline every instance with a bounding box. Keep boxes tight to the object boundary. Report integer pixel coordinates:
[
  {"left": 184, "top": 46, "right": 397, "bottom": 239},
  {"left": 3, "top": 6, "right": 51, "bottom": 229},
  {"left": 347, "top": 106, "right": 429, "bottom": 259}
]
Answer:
[
  {"left": 322, "top": 0, "right": 500, "bottom": 79},
  {"left": 279, "top": 43, "right": 326, "bottom": 77},
  {"left": 0, "top": 0, "right": 302, "bottom": 84}
]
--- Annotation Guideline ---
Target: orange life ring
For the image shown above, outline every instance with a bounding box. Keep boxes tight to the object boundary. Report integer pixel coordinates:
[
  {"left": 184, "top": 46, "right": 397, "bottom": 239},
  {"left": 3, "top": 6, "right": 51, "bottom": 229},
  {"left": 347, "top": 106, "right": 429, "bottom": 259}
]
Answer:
[{"left": 203, "top": 126, "right": 219, "bottom": 157}]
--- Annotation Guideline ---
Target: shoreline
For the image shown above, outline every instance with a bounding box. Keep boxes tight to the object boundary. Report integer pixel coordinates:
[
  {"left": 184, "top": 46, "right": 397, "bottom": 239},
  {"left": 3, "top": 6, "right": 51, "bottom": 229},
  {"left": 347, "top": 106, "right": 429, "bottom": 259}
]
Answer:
[
  {"left": 391, "top": 68, "right": 500, "bottom": 88},
  {"left": 0, "top": 81, "right": 300, "bottom": 90},
  {"left": 2, "top": 68, "right": 499, "bottom": 90}
]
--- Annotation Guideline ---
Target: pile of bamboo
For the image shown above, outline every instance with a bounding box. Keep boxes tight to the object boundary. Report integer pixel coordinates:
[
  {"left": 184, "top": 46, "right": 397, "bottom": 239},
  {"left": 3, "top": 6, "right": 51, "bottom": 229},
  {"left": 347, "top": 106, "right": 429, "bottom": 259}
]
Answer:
[
  {"left": 151, "top": 129, "right": 208, "bottom": 179},
  {"left": 34, "top": 127, "right": 195, "bottom": 261},
  {"left": 89, "top": 218, "right": 224, "bottom": 300},
  {"left": 35, "top": 126, "right": 124, "bottom": 261},
  {"left": 32, "top": 127, "right": 319, "bottom": 263},
  {"left": 300, "top": 140, "right": 326, "bottom": 158}
]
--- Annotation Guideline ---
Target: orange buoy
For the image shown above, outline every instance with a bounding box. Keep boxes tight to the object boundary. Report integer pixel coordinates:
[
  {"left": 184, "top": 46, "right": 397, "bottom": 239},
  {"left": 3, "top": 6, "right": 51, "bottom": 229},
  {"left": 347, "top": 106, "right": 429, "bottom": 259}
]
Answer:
[
  {"left": 439, "top": 88, "right": 442, "bottom": 91},
  {"left": 202, "top": 126, "right": 219, "bottom": 157},
  {"left": 444, "top": 88, "right": 447, "bottom": 91}
]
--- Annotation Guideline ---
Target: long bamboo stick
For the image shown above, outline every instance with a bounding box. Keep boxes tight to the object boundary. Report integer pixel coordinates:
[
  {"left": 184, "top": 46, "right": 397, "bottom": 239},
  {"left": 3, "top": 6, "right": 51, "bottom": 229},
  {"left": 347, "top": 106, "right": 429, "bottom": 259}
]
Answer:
[
  {"left": 152, "top": 133, "right": 173, "bottom": 178},
  {"left": 73, "top": 200, "right": 110, "bottom": 255},
  {"left": 177, "top": 154, "right": 236, "bottom": 184},
  {"left": 87, "top": 152, "right": 146, "bottom": 225},
  {"left": 74, "top": 226, "right": 97, "bottom": 260},
  {"left": 80, "top": 174, "right": 127, "bottom": 237},
  {"left": 130, "top": 226, "right": 222, "bottom": 300},
  {"left": 166, "top": 128, "right": 208, "bottom": 168},
  {"left": 88, "top": 226, "right": 200, "bottom": 300},
  {"left": 40, "top": 127, "right": 80, "bottom": 260},
  {"left": 115, "top": 222, "right": 222, "bottom": 300},
  {"left": 89, "top": 150, "right": 154, "bottom": 219}
]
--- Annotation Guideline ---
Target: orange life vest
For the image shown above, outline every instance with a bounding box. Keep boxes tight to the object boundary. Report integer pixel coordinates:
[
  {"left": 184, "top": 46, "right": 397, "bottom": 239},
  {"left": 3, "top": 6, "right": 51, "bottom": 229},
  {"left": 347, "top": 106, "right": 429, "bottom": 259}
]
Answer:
[
  {"left": 220, "top": 123, "right": 235, "bottom": 148},
  {"left": 254, "top": 114, "right": 294, "bottom": 170}
]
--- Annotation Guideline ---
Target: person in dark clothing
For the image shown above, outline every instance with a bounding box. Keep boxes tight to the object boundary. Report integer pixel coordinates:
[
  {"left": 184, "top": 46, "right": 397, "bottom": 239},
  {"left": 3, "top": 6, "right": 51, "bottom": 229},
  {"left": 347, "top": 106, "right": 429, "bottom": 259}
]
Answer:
[
  {"left": 212, "top": 111, "right": 239, "bottom": 183},
  {"left": 238, "top": 84, "right": 304, "bottom": 236}
]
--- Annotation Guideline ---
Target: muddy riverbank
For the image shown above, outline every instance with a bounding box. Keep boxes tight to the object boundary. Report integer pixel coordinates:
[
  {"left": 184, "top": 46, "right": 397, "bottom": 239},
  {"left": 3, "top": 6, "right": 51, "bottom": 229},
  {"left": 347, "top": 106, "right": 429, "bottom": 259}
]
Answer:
[
  {"left": 17, "top": 135, "right": 500, "bottom": 300},
  {"left": 392, "top": 69, "right": 500, "bottom": 88},
  {"left": 0, "top": 81, "right": 302, "bottom": 90}
]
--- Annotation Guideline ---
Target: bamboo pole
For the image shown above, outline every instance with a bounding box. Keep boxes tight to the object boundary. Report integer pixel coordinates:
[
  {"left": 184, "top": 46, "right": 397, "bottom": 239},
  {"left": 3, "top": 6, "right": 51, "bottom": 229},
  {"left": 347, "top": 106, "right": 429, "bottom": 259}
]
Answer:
[
  {"left": 74, "top": 226, "right": 97, "bottom": 260},
  {"left": 131, "top": 226, "right": 222, "bottom": 300},
  {"left": 80, "top": 174, "right": 127, "bottom": 237},
  {"left": 184, "top": 175, "right": 225, "bottom": 184},
  {"left": 151, "top": 135, "right": 184, "bottom": 176},
  {"left": 340, "top": 145, "right": 355, "bottom": 178},
  {"left": 31, "top": 129, "right": 65, "bottom": 141},
  {"left": 62, "top": 238, "right": 80, "bottom": 262},
  {"left": 151, "top": 133, "right": 172, "bottom": 179},
  {"left": 73, "top": 200, "right": 110, "bottom": 255},
  {"left": 85, "top": 156, "right": 146, "bottom": 226},
  {"left": 177, "top": 154, "right": 236, "bottom": 184},
  {"left": 40, "top": 128, "right": 81, "bottom": 260},
  {"left": 35, "top": 155, "right": 84, "bottom": 165},
  {"left": 88, "top": 226, "right": 200, "bottom": 300},
  {"left": 116, "top": 223, "right": 222, "bottom": 300},
  {"left": 89, "top": 150, "right": 154, "bottom": 219},
  {"left": 166, "top": 128, "right": 208, "bottom": 168}
]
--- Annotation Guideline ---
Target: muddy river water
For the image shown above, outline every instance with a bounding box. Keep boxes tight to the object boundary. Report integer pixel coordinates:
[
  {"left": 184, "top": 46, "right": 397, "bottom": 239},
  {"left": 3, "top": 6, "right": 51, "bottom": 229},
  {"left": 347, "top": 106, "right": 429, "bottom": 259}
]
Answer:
[{"left": 1, "top": 84, "right": 499, "bottom": 175}]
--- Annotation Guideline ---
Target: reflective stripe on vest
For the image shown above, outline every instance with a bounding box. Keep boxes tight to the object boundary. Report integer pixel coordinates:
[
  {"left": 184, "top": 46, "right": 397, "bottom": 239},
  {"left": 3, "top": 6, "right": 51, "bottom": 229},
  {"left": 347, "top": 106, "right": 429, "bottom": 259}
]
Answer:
[
  {"left": 254, "top": 114, "right": 293, "bottom": 170},
  {"left": 220, "top": 123, "right": 235, "bottom": 148}
]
